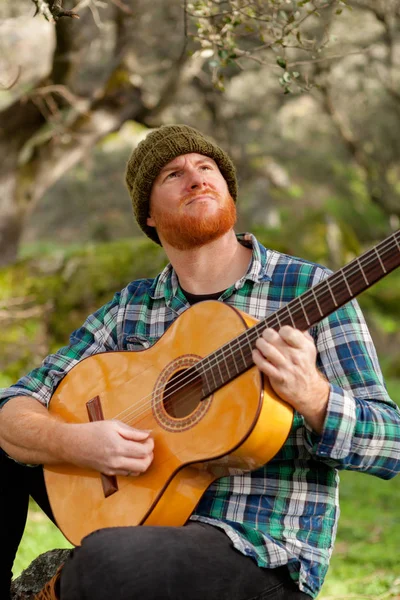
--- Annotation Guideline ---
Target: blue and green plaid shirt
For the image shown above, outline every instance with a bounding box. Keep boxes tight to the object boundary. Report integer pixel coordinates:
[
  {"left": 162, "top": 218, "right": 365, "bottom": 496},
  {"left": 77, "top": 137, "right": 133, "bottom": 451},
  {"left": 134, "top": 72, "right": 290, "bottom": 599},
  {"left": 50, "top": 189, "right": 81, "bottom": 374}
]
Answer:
[{"left": 1, "top": 233, "right": 400, "bottom": 598}]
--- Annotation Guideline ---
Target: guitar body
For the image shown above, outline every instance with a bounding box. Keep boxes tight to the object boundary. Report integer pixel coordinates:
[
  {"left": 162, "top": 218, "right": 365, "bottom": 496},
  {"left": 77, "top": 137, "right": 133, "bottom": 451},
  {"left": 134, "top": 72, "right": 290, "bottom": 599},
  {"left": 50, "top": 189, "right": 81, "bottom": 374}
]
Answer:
[
  {"left": 44, "top": 301, "right": 293, "bottom": 546},
  {"left": 43, "top": 230, "right": 400, "bottom": 545}
]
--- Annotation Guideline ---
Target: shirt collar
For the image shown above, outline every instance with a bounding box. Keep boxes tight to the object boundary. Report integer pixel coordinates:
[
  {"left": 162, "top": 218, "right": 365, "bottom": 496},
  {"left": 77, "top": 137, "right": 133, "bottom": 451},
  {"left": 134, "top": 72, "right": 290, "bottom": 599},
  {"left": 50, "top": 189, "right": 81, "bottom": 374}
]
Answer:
[
  {"left": 236, "top": 232, "right": 271, "bottom": 285},
  {"left": 149, "top": 232, "right": 271, "bottom": 305}
]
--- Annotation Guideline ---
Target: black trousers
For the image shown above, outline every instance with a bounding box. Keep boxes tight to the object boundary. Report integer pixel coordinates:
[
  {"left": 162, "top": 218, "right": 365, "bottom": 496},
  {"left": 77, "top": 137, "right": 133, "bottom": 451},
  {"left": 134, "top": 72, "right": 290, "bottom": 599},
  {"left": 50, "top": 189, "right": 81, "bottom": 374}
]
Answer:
[
  {"left": 0, "top": 449, "right": 56, "bottom": 598},
  {"left": 1, "top": 451, "right": 311, "bottom": 600}
]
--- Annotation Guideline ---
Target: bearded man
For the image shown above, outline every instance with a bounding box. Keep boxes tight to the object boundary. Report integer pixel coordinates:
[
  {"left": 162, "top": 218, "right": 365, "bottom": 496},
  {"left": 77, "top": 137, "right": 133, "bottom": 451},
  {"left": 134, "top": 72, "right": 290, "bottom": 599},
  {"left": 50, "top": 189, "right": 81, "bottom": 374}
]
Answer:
[{"left": 0, "top": 125, "right": 399, "bottom": 600}]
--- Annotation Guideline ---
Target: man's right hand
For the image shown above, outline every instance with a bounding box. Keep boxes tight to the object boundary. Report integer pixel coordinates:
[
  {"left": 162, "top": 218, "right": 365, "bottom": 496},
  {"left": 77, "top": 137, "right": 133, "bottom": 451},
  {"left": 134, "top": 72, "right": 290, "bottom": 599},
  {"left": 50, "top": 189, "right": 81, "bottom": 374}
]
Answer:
[
  {"left": 0, "top": 396, "right": 154, "bottom": 475},
  {"left": 64, "top": 420, "right": 154, "bottom": 476}
]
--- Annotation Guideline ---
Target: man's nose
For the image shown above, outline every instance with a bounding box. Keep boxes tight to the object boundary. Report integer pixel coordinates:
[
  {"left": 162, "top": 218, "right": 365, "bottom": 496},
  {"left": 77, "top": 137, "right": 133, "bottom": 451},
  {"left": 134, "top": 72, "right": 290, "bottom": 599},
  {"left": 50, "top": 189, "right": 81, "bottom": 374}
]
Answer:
[{"left": 187, "top": 168, "right": 206, "bottom": 190}]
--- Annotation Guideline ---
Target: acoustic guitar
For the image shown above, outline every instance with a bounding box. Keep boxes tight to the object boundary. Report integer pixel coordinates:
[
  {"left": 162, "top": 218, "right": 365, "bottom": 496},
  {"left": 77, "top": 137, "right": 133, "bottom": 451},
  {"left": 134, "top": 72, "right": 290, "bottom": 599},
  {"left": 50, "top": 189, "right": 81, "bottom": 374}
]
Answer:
[{"left": 44, "top": 230, "right": 400, "bottom": 545}]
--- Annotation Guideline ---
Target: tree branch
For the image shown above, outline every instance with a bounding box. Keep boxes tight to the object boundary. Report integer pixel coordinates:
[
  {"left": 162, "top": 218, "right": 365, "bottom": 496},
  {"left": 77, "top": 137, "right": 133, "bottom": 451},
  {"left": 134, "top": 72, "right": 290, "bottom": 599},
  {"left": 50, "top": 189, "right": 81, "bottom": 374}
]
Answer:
[
  {"left": 317, "top": 77, "right": 400, "bottom": 218},
  {"left": 32, "top": 0, "right": 80, "bottom": 22}
]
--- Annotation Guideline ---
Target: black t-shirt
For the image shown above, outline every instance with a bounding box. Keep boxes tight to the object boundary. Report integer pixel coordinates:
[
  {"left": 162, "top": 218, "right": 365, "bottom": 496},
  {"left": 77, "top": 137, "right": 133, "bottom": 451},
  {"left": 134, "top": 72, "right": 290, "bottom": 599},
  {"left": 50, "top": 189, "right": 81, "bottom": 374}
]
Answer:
[{"left": 180, "top": 287, "right": 227, "bottom": 305}]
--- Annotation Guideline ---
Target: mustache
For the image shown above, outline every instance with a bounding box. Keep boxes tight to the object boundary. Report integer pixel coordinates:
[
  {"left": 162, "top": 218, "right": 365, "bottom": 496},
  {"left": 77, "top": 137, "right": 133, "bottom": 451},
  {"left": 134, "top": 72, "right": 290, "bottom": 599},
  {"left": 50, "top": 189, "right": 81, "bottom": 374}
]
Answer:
[{"left": 181, "top": 188, "right": 219, "bottom": 205}]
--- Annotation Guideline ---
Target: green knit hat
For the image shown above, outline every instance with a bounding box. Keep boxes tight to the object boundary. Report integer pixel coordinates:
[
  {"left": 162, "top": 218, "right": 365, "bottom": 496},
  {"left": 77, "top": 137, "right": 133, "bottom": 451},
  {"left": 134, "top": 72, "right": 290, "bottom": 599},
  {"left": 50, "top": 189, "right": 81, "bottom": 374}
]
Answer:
[{"left": 125, "top": 124, "right": 238, "bottom": 244}]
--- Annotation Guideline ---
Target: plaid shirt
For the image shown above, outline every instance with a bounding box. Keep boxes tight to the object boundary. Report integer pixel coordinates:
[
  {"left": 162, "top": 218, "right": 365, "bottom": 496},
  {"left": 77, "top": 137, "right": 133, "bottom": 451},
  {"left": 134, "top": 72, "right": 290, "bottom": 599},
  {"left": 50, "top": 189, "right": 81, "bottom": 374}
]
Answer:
[{"left": 1, "top": 233, "right": 400, "bottom": 598}]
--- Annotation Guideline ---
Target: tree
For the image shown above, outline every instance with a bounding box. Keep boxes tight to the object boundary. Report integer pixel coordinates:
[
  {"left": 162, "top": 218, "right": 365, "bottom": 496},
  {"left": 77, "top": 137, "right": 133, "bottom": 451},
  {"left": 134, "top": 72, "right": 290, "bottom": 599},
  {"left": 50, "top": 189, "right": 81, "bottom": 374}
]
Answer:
[
  {"left": 0, "top": 0, "right": 195, "bottom": 265},
  {"left": 0, "top": 0, "right": 349, "bottom": 266},
  {"left": 314, "top": 0, "right": 400, "bottom": 222},
  {"left": 1, "top": 0, "right": 399, "bottom": 266},
  {"left": 31, "top": 0, "right": 80, "bottom": 21}
]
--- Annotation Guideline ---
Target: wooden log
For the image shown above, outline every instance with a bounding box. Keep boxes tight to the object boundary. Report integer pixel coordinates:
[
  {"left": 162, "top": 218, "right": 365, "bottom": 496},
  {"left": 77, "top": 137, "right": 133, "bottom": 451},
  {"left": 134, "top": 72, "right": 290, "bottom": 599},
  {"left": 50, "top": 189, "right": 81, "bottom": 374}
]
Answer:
[{"left": 11, "top": 549, "right": 71, "bottom": 599}]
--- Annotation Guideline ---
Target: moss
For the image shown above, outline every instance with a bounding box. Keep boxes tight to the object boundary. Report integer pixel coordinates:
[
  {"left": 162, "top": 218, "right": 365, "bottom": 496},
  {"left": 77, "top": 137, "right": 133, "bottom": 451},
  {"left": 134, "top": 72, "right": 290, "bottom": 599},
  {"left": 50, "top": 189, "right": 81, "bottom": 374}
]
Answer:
[
  {"left": 0, "top": 238, "right": 167, "bottom": 383},
  {"left": 0, "top": 235, "right": 398, "bottom": 386}
]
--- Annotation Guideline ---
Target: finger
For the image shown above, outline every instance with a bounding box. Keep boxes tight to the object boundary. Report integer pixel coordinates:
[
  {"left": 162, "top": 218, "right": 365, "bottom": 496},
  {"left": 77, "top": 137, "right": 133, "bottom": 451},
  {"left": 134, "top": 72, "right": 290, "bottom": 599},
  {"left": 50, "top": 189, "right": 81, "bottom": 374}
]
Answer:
[
  {"left": 278, "top": 325, "right": 308, "bottom": 348},
  {"left": 117, "top": 452, "right": 154, "bottom": 476},
  {"left": 121, "top": 436, "right": 154, "bottom": 459},
  {"left": 116, "top": 422, "right": 152, "bottom": 441},
  {"left": 261, "top": 328, "right": 281, "bottom": 343},
  {"left": 252, "top": 349, "right": 284, "bottom": 383},
  {"left": 255, "top": 337, "right": 286, "bottom": 368},
  {"left": 122, "top": 470, "right": 139, "bottom": 477}
]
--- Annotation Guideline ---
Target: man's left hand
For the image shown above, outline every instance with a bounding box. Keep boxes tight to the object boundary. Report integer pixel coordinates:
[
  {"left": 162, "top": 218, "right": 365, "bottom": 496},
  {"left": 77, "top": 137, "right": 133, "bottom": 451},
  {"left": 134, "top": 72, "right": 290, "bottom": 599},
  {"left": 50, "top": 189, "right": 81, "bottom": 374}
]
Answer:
[{"left": 252, "top": 326, "right": 329, "bottom": 434}]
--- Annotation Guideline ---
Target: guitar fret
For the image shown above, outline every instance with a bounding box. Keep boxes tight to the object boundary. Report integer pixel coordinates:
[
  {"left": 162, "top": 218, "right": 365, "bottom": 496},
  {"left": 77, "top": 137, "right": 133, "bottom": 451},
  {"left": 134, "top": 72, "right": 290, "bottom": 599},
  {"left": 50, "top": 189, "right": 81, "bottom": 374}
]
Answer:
[
  {"left": 325, "top": 278, "right": 338, "bottom": 307},
  {"left": 200, "top": 231, "right": 400, "bottom": 398},
  {"left": 341, "top": 270, "right": 353, "bottom": 297},
  {"left": 297, "top": 294, "right": 311, "bottom": 326},
  {"left": 311, "top": 287, "right": 324, "bottom": 316},
  {"left": 239, "top": 335, "right": 247, "bottom": 369},
  {"left": 357, "top": 258, "right": 369, "bottom": 285},
  {"left": 375, "top": 247, "right": 387, "bottom": 274},
  {"left": 287, "top": 306, "right": 296, "bottom": 327},
  {"left": 230, "top": 345, "right": 240, "bottom": 375},
  {"left": 217, "top": 351, "right": 225, "bottom": 384},
  {"left": 223, "top": 348, "right": 233, "bottom": 377},
  {"left": 248, "top": 328, "right": 259, "bottom": 351}
]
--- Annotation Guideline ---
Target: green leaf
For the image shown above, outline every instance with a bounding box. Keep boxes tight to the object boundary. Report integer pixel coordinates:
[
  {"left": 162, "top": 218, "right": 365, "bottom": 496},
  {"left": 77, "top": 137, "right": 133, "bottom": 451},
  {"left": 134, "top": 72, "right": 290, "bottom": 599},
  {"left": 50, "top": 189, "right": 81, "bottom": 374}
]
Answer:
[{"left": 277, "top": 56, "right": 287, "bottom": 69}]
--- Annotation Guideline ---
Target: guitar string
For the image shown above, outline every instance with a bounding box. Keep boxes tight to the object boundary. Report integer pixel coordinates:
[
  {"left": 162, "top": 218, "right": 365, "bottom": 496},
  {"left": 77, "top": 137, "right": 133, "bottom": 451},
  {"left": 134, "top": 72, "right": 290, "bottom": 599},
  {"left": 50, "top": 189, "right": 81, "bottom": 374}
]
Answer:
[
  {"left": 110, "top": 232, "right": 400, "bottom": 427},
  {"left": 110, "top": 232, "right": 400, "bottom": 426},
  {"left": 106, "top": 232, "right": 400, "bottom": 426}
]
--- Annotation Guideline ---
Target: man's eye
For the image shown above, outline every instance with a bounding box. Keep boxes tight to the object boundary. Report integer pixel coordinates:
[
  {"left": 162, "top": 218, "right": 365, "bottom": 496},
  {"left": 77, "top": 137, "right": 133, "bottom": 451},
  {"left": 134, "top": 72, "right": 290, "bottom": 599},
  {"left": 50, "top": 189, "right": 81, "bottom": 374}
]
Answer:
[
  {"left": 166, "top": 171, "right": 179, "bottom": 179},
  {"left": 200, "top": 165, "right": 212, "bottom": 170}
]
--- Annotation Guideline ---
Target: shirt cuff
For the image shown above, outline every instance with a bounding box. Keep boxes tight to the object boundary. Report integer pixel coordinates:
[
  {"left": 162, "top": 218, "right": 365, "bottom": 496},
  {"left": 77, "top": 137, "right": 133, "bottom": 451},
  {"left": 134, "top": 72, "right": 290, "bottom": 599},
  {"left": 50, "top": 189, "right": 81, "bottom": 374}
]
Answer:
[
  {"left": 0, "top": 389, "right": 49, "bottom": 410},
  {"left": 304, "top": 384, "right": 357, "bottom": 460}
]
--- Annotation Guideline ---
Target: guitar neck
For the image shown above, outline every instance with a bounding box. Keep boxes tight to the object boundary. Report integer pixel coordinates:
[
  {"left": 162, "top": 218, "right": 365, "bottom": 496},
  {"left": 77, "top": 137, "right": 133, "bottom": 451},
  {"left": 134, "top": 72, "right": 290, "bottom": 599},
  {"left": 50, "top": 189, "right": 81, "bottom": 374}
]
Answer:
[{"left": 197, "top": 230, "right": 400, "bottom": 397}]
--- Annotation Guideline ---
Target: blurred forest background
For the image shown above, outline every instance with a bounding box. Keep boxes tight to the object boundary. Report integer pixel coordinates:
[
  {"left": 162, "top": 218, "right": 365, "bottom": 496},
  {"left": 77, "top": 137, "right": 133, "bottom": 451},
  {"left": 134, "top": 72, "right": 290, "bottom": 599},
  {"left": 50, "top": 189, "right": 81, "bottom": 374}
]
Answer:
[{"left": 0, "top": 0, "right": 399, "bottom": 598}]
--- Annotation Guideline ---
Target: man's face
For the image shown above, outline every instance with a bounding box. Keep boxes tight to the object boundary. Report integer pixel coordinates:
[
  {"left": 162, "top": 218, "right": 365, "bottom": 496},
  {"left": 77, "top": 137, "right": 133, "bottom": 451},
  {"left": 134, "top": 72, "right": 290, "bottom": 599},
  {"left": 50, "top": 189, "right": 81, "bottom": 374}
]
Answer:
[{"left": 147, "top": 153, "right": 236, "bottom": 250}]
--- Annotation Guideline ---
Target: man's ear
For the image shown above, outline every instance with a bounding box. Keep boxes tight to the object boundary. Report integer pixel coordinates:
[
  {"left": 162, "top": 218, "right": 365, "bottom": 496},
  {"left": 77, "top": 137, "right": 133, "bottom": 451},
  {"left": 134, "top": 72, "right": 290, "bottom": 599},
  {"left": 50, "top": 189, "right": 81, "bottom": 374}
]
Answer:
[{"left": 147, "top": 215, "right": 156, "bottom": 227}]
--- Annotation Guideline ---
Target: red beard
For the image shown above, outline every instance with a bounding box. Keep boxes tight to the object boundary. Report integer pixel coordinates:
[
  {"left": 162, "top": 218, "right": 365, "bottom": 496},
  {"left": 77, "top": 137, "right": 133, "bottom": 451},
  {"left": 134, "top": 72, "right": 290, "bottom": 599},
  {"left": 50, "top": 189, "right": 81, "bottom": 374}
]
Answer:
[{"left": 151, "top": 190, "right": 237, "bottom": 251}]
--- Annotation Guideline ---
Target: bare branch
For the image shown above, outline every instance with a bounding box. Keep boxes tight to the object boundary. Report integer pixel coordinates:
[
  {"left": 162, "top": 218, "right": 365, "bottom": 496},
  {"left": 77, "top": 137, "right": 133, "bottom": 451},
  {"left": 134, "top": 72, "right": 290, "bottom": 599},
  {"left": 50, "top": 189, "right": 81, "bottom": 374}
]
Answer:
[
  {"left": 29, "top": 85, "right": 90, "bottom": 118},
  {"left": 31, "top": 0, "right": 80, "bottom": 22},
  {"left": 0, "top": 302, "right": 53, "bottom": 322},
  {"left": 109, "top": 0, "right": 134, "bottom": 15},
  {"left": 289, "top": 47, "right": 373, "bottom": 67}
]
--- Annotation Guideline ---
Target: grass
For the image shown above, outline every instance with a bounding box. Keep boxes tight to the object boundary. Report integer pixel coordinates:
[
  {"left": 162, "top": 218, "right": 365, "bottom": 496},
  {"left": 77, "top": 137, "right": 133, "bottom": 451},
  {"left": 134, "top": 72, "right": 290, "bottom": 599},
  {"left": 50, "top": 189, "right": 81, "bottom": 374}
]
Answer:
[
  {"left": 318, "top": 378, "right": 400, "bottom": 599},
  {"left": 319, "top": 470, "right": 400, "bottom": 599},
  {"left": 14, "top": 380, "right": 400, "bottom": 597},
  {"left": 14, "top": 504, "right": 72, "bottom": 577}
]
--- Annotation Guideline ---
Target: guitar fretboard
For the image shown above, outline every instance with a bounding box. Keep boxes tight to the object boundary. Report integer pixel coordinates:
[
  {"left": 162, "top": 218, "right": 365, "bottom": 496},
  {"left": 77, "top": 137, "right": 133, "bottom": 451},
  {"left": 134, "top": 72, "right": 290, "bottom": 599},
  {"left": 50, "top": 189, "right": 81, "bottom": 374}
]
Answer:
[{"left": 193, "top": 230, "right": 400, "bottom": 397}]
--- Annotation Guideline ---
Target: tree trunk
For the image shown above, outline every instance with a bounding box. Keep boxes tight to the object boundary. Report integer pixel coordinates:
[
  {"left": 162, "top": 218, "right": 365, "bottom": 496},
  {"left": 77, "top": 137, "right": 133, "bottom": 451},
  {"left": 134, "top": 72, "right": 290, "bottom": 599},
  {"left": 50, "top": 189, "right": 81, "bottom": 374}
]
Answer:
[
  {"left": 0, "top": 0, "right": 192, "bottom": 266},
  {"left": 0, "top": 209, "right": 25, "bottom": 268},
  {"left": 0, "top": 88, "right": 142, "bottom": 265},
  {"left": 0, "top": 140, "right": 33, "bottom": 267}
]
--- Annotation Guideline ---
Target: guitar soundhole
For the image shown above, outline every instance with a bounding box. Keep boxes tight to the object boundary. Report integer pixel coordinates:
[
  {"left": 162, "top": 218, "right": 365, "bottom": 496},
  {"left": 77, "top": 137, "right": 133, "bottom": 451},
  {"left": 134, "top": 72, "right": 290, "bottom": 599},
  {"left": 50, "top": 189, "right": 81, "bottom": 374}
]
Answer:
[{"left": 163, "top": 369, "right": 203, "bottom": 418}]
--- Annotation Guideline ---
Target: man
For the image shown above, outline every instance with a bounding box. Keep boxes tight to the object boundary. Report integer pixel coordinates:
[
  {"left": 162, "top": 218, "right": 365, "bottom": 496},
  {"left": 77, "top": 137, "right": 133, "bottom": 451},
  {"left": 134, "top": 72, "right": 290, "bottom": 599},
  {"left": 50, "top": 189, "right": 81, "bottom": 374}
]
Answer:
[{"left": 0, "top": 124, "right": 399, "bottom": 600}]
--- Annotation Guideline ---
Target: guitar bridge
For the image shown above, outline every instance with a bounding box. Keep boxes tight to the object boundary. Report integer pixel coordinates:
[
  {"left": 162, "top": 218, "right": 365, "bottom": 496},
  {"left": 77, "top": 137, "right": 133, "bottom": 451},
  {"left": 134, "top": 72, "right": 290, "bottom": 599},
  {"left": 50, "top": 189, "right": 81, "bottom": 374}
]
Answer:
[{"left": 86, "top": 395, "right": 118, "bottom": 498}]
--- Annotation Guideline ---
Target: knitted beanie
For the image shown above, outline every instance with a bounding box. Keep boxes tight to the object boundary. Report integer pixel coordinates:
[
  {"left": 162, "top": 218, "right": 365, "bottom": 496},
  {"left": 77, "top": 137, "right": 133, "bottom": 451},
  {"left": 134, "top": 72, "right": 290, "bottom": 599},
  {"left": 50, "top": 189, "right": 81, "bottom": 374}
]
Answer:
[{"left": 125, "top": 124, "right": 238, "bottom": 244}]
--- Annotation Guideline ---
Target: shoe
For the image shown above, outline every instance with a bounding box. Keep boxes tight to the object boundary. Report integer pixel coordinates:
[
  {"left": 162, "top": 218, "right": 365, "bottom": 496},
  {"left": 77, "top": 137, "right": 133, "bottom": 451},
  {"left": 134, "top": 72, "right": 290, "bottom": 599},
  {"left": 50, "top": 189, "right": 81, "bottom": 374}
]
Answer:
[{"left": 33, "top": 564, "right": 63, "bottom": 600}]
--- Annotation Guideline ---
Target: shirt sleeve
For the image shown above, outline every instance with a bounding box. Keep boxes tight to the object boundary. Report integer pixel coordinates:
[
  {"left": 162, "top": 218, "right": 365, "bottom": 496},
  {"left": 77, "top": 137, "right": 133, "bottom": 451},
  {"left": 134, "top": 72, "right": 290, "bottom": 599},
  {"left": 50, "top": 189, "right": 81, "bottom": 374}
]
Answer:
[
  {"left": 303, "top": 298, "right": 400, "bottom": 479},
  {"left": 0, "top": 291, "right": 122, "bottom": 410}
]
